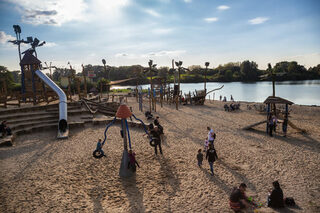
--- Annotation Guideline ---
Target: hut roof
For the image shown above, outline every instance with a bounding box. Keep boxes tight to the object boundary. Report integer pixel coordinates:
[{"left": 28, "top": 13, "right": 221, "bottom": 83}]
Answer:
[
  {"left": 116, "top": 104, "right": 132, "bottom": 119},
  {"left": 20, "top": 51, "right": 41, "bottom": 65},
  {"left": 263, "top": 96, "right": 294, "bottom": 105}
]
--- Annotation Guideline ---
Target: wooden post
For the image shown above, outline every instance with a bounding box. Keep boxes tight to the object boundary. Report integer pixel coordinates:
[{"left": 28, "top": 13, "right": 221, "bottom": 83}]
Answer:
[
  {"left": 266, "top": 103, "right": 270, "bottom": 133},
  {"left": 153, "top": 89, "right": 156, "bottom": 112},
  {"left": 68, "top": 76, "right": 72, "bottom": 102},
  {"left": 82, "top": 64, "right": 87, "bottom": 98},
  {"left": 100, "top": 82, "right": 102, "bottom": 98}
]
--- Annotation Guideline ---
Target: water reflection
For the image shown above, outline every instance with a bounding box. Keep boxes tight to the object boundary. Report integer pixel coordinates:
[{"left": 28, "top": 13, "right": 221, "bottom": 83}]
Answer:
[{"left": 111, "top": 80, "right": 320, "bottom": 106}]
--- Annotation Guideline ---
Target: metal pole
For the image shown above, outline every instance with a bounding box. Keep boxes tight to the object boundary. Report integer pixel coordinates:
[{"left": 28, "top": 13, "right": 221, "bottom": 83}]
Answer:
[{"left": 119, "top": 119, "right": 132, "bottom": 177}]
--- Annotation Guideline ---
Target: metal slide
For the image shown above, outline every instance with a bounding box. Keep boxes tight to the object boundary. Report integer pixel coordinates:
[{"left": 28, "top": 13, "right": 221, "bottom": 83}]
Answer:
[{"left": 35, "top": 70, "right": 69, "bottom": 139}]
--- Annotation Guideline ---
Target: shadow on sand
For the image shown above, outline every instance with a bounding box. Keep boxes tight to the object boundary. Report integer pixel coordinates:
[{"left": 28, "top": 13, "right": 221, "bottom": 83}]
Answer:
[
  {"left": 247, "top": 129, "right": 320, "bottom": 154},
  {"left": 157, "top": 156, "right": 181, "bottom": 213},
  {"left": 121, "top": 175, "right": 146, "bottom": 213}
]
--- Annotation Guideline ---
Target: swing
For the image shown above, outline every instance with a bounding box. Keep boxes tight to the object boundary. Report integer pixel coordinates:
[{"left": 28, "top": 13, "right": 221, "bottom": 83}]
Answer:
[
  {"left": 92, "top": 117, "right": 117, "bottom": 159},
  {"left": 92, "top": 149, "right": 104, "bottom": 158},
  {"left": 92, "top": 109, "right": 154, "bottom": 159}
]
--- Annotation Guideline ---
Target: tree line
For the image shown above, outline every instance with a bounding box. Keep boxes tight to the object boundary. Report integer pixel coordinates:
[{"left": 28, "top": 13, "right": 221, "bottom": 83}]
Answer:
[{"left": 1, "top": 61, "right": 320, "bottom": 92}]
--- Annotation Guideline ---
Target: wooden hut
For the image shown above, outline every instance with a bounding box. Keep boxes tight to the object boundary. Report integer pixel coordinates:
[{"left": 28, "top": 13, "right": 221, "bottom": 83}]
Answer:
[{"left": 263, "top": 96, "right": 294, "bottom": 133}]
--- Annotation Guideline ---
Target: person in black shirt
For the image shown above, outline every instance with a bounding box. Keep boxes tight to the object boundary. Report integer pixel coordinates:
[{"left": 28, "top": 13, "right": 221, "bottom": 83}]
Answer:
[
  {"left": 206, "top": 144, "right": 217, "bottom": 176},
  {"left": 267, "top": 181, "right": 284, "bottom": 208},
  {"left": 0, "top": 121, "right": 12, "bottom": 137},
  {"left": 154, "top": 116, "right": 164, "bottom": 135},
  {"left": 150, "top": 126, "right": 162, "bottom": 155},
  {"left": 229, "top": 183, "right": 250, "bottom": 211},
  {"left": 197, "top": 149, "right": 203, "bottom": 167}
]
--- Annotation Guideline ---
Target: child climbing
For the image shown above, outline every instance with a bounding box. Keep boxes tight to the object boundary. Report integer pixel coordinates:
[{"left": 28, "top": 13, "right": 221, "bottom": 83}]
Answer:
[{"left": 128, "top": 149, "right": 140, "bottom": 172}]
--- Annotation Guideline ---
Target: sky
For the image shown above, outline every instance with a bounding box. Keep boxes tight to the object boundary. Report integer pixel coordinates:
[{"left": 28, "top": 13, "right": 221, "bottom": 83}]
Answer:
[{"left": 0, "top": 0, "right": 319, "bottom": 73}]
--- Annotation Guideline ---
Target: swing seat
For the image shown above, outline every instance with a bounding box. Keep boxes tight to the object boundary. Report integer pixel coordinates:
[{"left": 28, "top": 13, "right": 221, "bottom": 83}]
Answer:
[
  {"left": 93, "top": 150, "right": 105, "bottom": 158},
  {"left": 149, "top": 137, "right": 159, "bottom": 147}
]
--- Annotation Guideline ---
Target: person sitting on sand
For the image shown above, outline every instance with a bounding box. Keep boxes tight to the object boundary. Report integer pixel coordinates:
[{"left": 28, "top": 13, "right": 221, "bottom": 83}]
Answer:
[
  {"left": 0, "top": 120, "right": 12, "bottom": 137},
  {"left": 197, "top": 149, "right": 203, "bottom": 167},
  {"left": 206, "top": 144, "right": 217, "bottom": 176},
  {"left": 229, "top": 183, "right": 250, "bottom": 212},
  {"left": 267, "top": 181, "right": 284, "bottom": 208},
  {"left": 128, "top": 149, "right": 140, "bottom": 172},
  {"left": 230, "top": 103, "right": 235, "bottom": 111},
  {"left": 224, "top": 104, "right": 230, "bottom": 111}
]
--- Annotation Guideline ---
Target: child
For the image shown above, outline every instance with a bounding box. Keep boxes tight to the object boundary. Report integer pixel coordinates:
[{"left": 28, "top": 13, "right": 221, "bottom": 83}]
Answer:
[
  {"left": 197, "top": 149, "right": 204, "bottom": 167},
  {"left": 128, "top": 149, "right": 140, "bottom": 172},
  {"left": 204, "top": 139, "right": 209, "bottom": 152}
]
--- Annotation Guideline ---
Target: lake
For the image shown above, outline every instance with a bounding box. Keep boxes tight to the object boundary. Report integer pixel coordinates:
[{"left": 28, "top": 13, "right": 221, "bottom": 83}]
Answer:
[{"left": 112, "top": 80, "right": 320, "bottom": 106}]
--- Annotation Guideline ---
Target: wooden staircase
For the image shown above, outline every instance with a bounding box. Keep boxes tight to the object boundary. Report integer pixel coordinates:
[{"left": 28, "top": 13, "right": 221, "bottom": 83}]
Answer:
[{"left": 0, "top": 102, "right": 94, "bottom": 146}]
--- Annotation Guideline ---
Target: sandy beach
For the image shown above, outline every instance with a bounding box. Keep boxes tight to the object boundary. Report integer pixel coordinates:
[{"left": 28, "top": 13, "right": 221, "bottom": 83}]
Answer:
[{"left": 0, "top": 97, "right": 320, "bottom": 212}]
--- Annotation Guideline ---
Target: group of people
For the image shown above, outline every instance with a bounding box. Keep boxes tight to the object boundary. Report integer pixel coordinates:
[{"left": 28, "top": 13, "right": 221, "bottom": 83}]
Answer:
[
  {"left": 0, "top": 120, "right": 12, "bottom": 137},
  {"left": 224, "top": 103, "right": 240, "bottom": 111},
  {"left": 268, "top": 114, "right": 288, "bottom": 137},
  {"left": 195, "top": 126, "right": 292, "bottom": 210},
  {"left": 197, "top": 127, "right": 218, "bottom": 176},
  {"left": 220, "top": 95, "right": 234, "bottom": 102},
  {"left": 229, "top": 181, "right": 288, "bottom": 212}
]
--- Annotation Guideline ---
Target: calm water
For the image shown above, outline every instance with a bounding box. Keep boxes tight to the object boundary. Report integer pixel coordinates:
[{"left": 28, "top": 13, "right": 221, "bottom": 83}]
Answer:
[{"left": 112, "top": 80, "right": 320, "bottom": 106}]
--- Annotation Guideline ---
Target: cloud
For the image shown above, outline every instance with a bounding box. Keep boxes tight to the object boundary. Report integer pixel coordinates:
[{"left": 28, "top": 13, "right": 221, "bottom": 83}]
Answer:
[
  {"left": 142, "top": 50, "right": 186, "bottom": 57},
  {"left": 184, "top": 0, "right": 192, "bottom": 3},
  {"left": 0, "top": 31, "right": 16, "bottom": 44},
  {"left": 217, "top": 5, "right": 230, "bottom": 10},
  {"left": 204, "top": 17, "right": 218, "bottom": 23},
  {"left": 152, "top": 28, "right": 173, "bottom": 35},
  {"left": 9, "top": 0, "right": 130, "bottom": 26},
  {"left": 115, "top": 53, "right": 129, "bottom": 57},
  {"left": 144, "top": 9, "right": 161, "bottom": 17},
  {"left": 45, "top": 42, "right": 57, "bottom": 47},
  {"left": 249, "top": 17, "right": 269, "bottom": 25}
]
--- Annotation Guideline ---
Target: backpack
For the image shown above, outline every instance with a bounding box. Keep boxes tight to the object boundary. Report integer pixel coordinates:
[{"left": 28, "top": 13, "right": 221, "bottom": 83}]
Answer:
[
  {"left": 213, "top": 133, "right": 216, "bottom": 139},
  {"left": 284, "top": 197, "right": 295, "bottom": 206}
]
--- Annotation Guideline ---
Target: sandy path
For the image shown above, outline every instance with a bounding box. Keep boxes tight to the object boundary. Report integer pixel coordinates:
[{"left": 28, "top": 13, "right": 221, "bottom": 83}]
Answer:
[{"left": 0, "top": 98, "right": 319, "bottom": 212}]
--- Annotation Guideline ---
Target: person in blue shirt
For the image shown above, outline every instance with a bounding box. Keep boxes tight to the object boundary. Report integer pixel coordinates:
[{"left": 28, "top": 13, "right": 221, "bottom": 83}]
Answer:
[{"left": 95, "top": 139, "right": 105, "bottom": 157}]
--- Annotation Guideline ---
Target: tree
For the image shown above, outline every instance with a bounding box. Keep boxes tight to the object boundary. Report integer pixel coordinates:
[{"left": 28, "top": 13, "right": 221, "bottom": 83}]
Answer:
[
  {"left": 11, "top": 71, "right": 20, "bottom": 83},
  {"left": 0, "top": 66, "right": 15, "bottom": 91},
  {"left": 240, "top": 60, "right": 258, "bottom": 81},
  {"left": 158, "top": 66, "right": 169, "bottom": 80}
]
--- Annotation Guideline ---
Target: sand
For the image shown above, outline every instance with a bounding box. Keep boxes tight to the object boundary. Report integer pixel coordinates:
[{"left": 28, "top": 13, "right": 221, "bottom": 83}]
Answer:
[{"left": 0, "top": 98, "right": 320, "bottom": 212}]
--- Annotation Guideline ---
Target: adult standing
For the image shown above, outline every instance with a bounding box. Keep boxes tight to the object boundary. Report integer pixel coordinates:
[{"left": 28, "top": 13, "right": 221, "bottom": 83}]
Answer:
[
  {"left": 282, "top": 117, "right": 288, "bottom": 137},
  {"left": 206, "top": 144, "right": 217, "bottom": 176},
  {"left": 207, "top": 127, "right": 216, "bottom": 147},
  {"left": 268, "top": 115, "right": 274, "bottom": 137}
]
